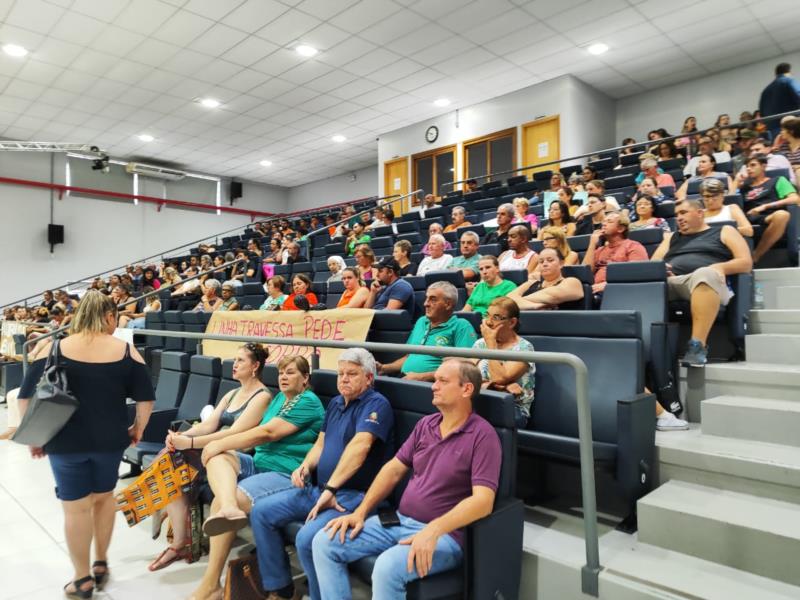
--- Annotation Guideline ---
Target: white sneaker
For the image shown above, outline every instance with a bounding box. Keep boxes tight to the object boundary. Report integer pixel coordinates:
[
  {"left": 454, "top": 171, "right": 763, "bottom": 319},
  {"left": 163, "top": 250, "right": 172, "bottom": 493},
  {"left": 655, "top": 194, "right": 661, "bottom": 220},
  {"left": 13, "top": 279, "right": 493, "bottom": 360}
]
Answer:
[{"left": 656, "top": 412, "right": 689, "bottom": 431}]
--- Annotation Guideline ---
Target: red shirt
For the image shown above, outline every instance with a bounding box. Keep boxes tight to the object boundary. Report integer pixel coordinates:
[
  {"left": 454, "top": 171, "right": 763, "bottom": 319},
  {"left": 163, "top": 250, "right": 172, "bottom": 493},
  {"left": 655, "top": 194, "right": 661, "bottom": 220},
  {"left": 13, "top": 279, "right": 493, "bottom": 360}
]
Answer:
[
  {"left": 592, "top": 238, "right": 648, "bottom": 284},
  {"left": 282, "top": 292, "right": 318, "bottom": 310}
]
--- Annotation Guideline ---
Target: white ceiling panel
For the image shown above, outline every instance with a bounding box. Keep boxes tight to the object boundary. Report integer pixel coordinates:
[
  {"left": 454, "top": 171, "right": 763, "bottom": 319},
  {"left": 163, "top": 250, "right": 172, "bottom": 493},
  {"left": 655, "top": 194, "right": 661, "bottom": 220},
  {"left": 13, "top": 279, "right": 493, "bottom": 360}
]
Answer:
[{"left": 0, "top": 0, "right": 795, "bottom": 187}]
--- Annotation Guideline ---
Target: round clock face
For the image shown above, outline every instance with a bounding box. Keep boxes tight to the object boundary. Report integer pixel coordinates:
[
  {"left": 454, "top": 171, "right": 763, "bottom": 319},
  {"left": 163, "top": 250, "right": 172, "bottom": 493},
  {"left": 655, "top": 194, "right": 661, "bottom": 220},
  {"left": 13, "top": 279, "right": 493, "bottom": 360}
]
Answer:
[{"left": 425, "top": 125, "right": 438, "bottom": 143}]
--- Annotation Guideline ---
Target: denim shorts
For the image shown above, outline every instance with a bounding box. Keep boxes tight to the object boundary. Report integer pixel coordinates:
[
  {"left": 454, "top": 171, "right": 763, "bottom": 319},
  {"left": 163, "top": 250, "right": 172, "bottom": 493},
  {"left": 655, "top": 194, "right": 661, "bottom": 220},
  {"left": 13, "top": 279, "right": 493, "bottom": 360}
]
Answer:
[
  {"left": 237, "top": 471, "right": 294, "bottom": 506},
  {"left": 48, "top": 450, "right": 125, "bottom": 501},
  {"left": 237, "top": 452, "right": 257, "bottom": 479}
]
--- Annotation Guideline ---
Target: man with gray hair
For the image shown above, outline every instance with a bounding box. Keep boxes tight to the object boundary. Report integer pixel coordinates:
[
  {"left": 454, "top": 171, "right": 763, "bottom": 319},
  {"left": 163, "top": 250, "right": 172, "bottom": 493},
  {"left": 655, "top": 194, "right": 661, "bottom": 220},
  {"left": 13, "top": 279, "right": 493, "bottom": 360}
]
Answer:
[
  {"left": 444, "top": 205, "right": 472, "bottom": 233},
  {"left": 378, "top": 281, "right": 477, "bottom": 381},
  {"left": 636, "top": 155, "right": 676, "bottom": 188},
  {"left": 482, "top": 203, "right": 515, "bottom": 252},
  {"left": 417, "top": 234, "right": 454, "bottom": 275},
  {"left": 450, "top": 230, "right": 482, "bottom": 281},
  {"left": 247, "top": 347, "right": 395, "bottom": 600}
]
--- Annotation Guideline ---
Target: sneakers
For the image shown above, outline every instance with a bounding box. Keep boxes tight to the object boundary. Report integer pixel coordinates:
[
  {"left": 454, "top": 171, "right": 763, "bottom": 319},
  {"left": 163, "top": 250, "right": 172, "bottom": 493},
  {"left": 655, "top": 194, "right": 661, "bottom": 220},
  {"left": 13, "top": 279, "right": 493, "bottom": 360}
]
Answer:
[
  {"left": 656, "top": 411, "right": 689, "bottom": 431},
  {"left": 680, "top": 338, "right": 708, "bottom": 367}
]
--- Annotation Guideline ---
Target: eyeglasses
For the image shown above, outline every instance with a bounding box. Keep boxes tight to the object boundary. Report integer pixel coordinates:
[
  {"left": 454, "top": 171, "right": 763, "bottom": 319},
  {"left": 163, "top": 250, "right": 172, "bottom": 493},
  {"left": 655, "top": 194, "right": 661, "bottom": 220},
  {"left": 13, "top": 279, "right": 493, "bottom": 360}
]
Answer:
[{"left": 486, "top": 313, "right": 510, "bottom": 323}]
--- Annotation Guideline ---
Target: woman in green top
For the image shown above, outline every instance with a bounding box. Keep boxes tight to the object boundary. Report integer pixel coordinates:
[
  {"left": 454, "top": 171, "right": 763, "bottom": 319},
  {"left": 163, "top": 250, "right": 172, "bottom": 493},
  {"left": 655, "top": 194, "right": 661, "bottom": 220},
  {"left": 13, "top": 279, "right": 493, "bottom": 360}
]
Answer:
[
  {"left": 259, "top": 275, "right": 287, "bottom": 311},
  {"left": 218, "top": 281, "right": 240, "bottom": 311},
  {"left": 188, "top": 355, "right": 324, "bottom": 600},
  {"left": 346, "top": 222, "right": 371, "bottom": 255},
  {"left": 463, "top": 255, "right": 518, "bottom": 317},
  {"left": 149, "top": 343, "right": 272, "bottom": 571}
]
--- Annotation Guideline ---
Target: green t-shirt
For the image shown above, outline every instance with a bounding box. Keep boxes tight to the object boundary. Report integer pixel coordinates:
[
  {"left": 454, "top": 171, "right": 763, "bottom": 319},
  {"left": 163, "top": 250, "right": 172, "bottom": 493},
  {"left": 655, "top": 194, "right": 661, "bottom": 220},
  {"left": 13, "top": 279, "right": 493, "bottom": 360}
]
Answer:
[
  {"left": 450, "top": 253, "right": 481, "bottom": 277},
  {"left": 401, "top": 315, "right": 478, "bottom": 374},
  {"left": 466, "top": 279, "right": 517, "bottom": 316},
  {"left": 253, "top": 389, "right": 324, "bottom": 474},
  {"left": 347, "top": 234, "right": 372, "bottom": 255}
]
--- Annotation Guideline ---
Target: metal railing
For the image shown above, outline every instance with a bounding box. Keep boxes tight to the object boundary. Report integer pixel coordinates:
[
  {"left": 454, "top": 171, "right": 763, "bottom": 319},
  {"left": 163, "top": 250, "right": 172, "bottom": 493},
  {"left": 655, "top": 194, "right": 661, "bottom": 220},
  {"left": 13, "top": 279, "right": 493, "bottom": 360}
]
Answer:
[
  {"left": 443, "top": 108, "right": 800, "bottom": 191},
  {"left": 19, "top": 322, "right": 602, "bottom": 596}
]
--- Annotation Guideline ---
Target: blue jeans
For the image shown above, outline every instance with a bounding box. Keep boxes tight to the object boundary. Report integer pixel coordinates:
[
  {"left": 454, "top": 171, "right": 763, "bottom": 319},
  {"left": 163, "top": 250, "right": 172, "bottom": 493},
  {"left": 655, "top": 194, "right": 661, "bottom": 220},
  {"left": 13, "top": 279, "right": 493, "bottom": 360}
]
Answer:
[
  {"left": 248, "top": 481, "right": 364, "bottom": 599},
  {"left": 312, "top": 513, "right": 463, "bottom": 600}
]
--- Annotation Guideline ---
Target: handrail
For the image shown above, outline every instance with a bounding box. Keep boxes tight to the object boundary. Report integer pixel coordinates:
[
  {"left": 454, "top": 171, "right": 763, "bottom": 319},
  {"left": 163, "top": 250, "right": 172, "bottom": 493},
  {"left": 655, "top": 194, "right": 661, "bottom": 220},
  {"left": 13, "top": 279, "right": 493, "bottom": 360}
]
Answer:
[
  {"left": 305, "top": 190, "right": 419, "bottom": 240},
  {"left": 18, "top": 325, "right": 601, "bottom": 596},
  {"left": 443, "top": 108, "right": 800, "bottom": 191}
]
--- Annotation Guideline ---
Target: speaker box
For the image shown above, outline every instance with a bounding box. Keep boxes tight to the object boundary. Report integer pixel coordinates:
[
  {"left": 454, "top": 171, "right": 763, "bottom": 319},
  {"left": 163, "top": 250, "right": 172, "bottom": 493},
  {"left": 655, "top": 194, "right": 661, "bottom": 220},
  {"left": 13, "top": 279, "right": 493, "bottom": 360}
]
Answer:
[
  {"left": 230, "top": 181, "right": 242, "bottom": 200},
  {"left": 48, "top": 223, "right": 64, "bottom": 245}
]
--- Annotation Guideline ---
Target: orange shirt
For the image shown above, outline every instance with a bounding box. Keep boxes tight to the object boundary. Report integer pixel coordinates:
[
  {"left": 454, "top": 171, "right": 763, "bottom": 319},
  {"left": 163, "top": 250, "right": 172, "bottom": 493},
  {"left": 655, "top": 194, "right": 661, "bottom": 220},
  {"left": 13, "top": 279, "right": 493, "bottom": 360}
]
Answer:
[
  {"left": 337, "top": 288, "right": 357, "bottom": 308},
  {"left": 282, "top": 292, "right": 318, "bottom": 310}
]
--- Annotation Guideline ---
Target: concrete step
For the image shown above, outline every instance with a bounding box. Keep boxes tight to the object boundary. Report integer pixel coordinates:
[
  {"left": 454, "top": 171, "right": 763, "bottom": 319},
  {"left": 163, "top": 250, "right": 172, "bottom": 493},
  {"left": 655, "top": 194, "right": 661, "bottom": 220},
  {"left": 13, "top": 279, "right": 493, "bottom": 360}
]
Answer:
[
  {"left": 683, "top": 362, "right": 800, "bottom": 420},
  {"left": 746, "top": 333, "right": 800, "bottom": 364},
  {"left": 749, "top": 309, "right": 800, "bottom": 334},
  {"left": 754, "top": 268, "right": 800, "bottom": 309},
  {"left": 638, "top": 480, "right": 800, "bottom": 587},
  {"left": 776, "top": 285, "right": 800, "bottom": 309},
  {"left": 656, "top": 425, "right": 800, "bottom": 504},
  {"left": 702, "top": 396, "right": 800, "bottom": 447}
]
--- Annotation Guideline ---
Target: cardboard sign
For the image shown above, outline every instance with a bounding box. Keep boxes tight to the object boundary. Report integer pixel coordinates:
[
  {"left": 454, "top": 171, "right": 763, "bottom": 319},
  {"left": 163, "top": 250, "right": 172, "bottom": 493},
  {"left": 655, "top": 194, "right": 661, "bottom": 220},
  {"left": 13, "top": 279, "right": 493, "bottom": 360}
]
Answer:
[{"left": 203, "top": 309, "right": 375, "bottom": 370}]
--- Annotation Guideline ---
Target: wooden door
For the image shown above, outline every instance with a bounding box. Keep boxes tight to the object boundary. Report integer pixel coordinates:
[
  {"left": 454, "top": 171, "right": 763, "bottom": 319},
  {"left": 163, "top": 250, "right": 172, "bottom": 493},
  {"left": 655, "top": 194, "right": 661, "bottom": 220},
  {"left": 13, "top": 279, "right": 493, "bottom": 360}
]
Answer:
[
  {"left": 522, "top": 115, "right": 560, "bottom": 177},
  {"left": 384, "top": 157, "right": 408, "bottom": 215}
]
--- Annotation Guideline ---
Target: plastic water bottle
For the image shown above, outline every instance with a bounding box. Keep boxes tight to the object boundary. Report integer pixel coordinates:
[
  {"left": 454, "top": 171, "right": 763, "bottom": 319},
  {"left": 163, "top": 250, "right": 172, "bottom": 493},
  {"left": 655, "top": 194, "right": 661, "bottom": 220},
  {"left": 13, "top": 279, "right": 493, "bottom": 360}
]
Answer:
[{"left": 753, "top": 283, "right": 764, "bottom": 309}]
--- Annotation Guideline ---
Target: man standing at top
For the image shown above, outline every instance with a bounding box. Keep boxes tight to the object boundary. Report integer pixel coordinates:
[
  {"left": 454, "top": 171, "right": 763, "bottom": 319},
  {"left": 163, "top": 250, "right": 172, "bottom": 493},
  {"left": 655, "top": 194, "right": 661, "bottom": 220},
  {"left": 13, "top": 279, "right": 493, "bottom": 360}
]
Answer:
[{"left": 759, "top": 62, "right": 800, "bottom": 138}]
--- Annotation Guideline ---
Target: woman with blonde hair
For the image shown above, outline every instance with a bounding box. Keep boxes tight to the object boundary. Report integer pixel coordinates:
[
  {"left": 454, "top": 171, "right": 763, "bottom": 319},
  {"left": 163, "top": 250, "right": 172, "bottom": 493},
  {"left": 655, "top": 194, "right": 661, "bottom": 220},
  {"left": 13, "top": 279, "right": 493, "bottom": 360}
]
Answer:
[
  {"left": 512, "top": 197, "right": 539, "bottom": 231},
  {"left": 539, "top": 226, "right": 579, "bottom": 265},
  {"left": 16, "top": 290, "right": 154, "bottom": 598},
  {"left": 353, "top": 244, "right": 378, "bottom": 282}
]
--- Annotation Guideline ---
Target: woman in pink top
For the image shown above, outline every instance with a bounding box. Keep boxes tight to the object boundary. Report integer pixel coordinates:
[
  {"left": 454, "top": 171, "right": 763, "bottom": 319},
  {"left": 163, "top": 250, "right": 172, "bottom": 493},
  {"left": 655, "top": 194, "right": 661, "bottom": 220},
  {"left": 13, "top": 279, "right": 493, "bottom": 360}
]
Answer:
[{"left": 512, "top": 197, "right": 539, "bottom": 232}]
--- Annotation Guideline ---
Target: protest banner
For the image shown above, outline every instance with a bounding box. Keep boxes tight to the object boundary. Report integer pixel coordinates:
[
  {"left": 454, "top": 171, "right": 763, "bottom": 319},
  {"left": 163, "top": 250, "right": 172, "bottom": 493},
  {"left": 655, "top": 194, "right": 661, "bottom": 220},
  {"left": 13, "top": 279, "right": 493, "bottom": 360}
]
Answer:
[{"left": 203, "top": 309, "right": 375, "bottom": 369}]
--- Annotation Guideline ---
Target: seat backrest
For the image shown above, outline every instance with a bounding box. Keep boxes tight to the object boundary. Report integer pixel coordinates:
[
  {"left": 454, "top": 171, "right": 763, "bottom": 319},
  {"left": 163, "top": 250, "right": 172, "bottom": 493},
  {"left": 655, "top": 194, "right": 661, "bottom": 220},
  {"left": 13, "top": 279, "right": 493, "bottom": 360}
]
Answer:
[
  {"left": 503, "top": 269, "right": 528, "bottom": 286},
  {"left": 455, "top": 310, "right": 481, "bottom": 335},
  {"left": 144, "top": 311, "right": 165, "bottom": 347},
  {"left": 261, "top": 364, "right": 279, "bottom": 397},
  {"left": 423, "top": 269, "right": 465, "bottom": 288},
  {"left": 176, "top": 355, "right": 221, "bottom": 420},
  {"left": 154, "top": 351, "right": 190, "bottom": 410},
  {"left": 309, "top": 369, "right": 339, "bottom": 407}
]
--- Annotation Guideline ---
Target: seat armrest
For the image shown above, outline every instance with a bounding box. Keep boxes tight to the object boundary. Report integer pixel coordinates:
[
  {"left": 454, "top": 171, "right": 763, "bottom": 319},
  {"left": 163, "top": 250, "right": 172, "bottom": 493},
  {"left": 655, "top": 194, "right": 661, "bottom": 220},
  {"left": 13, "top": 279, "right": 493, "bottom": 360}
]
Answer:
[
  {"left": 616, "top": 393, "right": 656, "bottom": 508},
  {"left": 141, "top": 408, "right": 179, "bottom": 442},
  {"left": 465, "top": 497, "right": 524, "bottom": 600}
]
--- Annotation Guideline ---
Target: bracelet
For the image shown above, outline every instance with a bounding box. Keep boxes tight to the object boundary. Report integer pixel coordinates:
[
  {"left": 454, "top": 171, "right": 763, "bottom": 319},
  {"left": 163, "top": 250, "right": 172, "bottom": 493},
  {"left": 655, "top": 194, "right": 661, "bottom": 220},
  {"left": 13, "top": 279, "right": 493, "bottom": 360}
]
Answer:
[
  {"left": 323, "top": 483, "right": 339, "bottom": 495},
  {"left": 189, "top": 436, "right": 194, "bottom": 449}
]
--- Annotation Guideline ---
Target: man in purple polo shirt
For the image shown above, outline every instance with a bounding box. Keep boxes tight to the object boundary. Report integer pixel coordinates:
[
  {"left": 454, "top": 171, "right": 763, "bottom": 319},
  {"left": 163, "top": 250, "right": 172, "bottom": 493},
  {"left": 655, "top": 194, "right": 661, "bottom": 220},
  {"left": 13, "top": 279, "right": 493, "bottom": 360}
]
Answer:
[{"left": 312, "top": 359, "right": 502, "bottom": 600}]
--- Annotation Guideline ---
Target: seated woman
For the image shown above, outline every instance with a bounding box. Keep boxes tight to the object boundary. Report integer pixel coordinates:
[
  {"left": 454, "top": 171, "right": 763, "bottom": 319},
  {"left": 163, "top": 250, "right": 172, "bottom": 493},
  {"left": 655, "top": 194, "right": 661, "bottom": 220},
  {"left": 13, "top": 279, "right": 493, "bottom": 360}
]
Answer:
[
  {"left": 148, "top": 344, "right": 273, "bottom": 571},
  {"left": 353, "top": 244, "right": 378, "bottom": 282},
  {"left": 630, "top": 176, "right": 669, "bottom": 205},
  {"left": 188, "top": 355, "right": 324, "bottom": 600},
  {"left": 498, "top": 225, "right": 538, "bottom": 275},
  {"left": 263, "top": 238, "right": 283, "bottom": 265},
  {"left": 472, "top": 297, "right": 535, "bottom": 428},
  {"left": 194, "top": 279, "right": 224, "bottom": 312},
  {"left": 507, "top": 248, "right": 585, "bottom": 310},
  {"left": 701, "top": 179, "right": 753, "bottom": 237},
  {"left": 676, "top": 153, "right": 734, "bottom": 200},
  {"left": 120, "top": 288, "right": 161, "bottom": 329},
  {"left": 161, "top": 266, "right": 182, "bottom": 290},
  {"left": 463, "top": 255, "right": 518, "bottom": 317},
  {"left": 629, "top": 195, "right": 671, "bottom": 232},
  {"left": 392, "top": 239, "right": 417, "bottom": 276},
  {"left": 282, "top": 274, "right": 318, "bottom": 310},
  {"left": 337, "top": 268, "right": 370, "bottom": 308},
  {"left": 512, "top": 197, "right": 539, "bottom": 232},
  {"left": 326, "top": 256, "right": 346, "bottom": 283},
  {"left": 142, "top": 267, "right": 161, "bottom": 290},
  {"left": 537, "top": 200, "right": 576, "bottom": 239},
  {"left": 218, "top": 282, "right": 240, "bottom": 311},
  {"left": 259, "top": 276, "right": 287, "bottom": 311},
  {"left": 538, "top": 226, "right": 579, "bottom": 266}
]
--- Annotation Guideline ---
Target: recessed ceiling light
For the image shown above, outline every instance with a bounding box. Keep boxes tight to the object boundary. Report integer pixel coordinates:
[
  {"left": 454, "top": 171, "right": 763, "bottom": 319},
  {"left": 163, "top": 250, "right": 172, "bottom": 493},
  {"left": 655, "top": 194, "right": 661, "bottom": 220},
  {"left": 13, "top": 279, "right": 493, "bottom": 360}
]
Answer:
[
  {"left": 199, "top": 97, "right": 221, "bottom": 108},
  {"left": 137, "top": 134, "right": 154, "bottom": 142},
  {"left": 259, "top": 160, "right": 273, "bottom": 167},
  {"left": 296, "top": 45, "right": 318, "bottom": 57},
  {"left": 587, "top": 43, "right": 609, "bottom": 55},
  {"left": 331, "top": 134, "right": 346, "bottom": 143},
  {"left": 2, "top": 44, "right": 28, "bottom": 57},
  {"left": 434, "top": 98, "right": 451, "bottom": 107}
]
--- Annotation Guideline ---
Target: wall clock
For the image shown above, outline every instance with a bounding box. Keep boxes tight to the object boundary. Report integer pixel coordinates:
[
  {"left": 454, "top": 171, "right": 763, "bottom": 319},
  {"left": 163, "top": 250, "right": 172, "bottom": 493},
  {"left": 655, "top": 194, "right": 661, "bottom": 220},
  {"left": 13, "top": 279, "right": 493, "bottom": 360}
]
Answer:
[{"left": 425, "top": 125, "right": 439, "bottom": 143}]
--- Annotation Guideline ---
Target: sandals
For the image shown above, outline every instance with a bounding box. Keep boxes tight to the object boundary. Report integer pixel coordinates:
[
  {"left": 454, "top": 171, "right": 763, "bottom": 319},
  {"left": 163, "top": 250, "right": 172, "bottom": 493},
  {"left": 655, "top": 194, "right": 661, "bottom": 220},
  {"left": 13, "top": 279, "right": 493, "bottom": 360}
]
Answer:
[
  {"left": 92, "top": 561, "right": 109, "bottom": 591},
  {"left": 148, "top": 543, "right": 192, "bottom": 572},
  {"left": 202, "top": 512, "right": 248, "bottom": 537},
  {"left": 64, "top": 575, "right": 94, "bottom": 599}
]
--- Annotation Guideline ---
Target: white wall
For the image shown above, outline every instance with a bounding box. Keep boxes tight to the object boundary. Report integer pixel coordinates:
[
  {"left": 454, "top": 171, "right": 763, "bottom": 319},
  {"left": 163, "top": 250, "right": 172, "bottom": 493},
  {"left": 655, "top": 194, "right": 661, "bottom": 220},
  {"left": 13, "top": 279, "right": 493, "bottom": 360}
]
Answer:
[
  {"left": 0, "top": 152, "right": 288, "bottom": 305},
  {"left": 286, "top": 165, "right": 378, "bottom": 213},
  {"left": 615, "top": 51, "right": 800, "bottom": 142},
  {"left": 377, "top": 75, "right": 617, "bottom": 200}
]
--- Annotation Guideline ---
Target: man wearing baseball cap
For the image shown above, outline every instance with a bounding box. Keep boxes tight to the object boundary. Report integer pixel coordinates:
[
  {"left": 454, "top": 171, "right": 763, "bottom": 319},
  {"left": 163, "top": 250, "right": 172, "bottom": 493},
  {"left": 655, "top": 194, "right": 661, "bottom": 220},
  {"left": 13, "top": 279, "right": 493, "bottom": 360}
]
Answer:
[{"left": 365, "top": 257, "right": 415, "bottom": 314}]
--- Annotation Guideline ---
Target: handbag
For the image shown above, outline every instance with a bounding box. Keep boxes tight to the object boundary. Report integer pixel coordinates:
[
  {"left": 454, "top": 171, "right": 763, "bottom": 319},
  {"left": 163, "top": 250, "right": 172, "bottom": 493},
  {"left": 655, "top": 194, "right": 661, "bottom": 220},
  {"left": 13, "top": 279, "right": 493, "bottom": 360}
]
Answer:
[
  {"left": 224, "top": 553, "right": 265, "bottom": 600},
  {"left": 12, "top": 339, "right": 79, "bottom": 447}
]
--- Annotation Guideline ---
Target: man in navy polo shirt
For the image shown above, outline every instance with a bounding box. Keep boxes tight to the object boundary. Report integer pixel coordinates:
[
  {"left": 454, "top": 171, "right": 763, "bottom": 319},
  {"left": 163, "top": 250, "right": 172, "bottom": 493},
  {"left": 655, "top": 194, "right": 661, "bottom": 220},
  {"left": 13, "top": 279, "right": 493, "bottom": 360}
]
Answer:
[
  {"left": 365, "top": 257, "right": 415, "bottom": 313},
  {"left": 247, "top": 348, "right": 394, "bottom": 600},
  {"left": 313, "top": 359, "right": 502, "bottom": 600}
]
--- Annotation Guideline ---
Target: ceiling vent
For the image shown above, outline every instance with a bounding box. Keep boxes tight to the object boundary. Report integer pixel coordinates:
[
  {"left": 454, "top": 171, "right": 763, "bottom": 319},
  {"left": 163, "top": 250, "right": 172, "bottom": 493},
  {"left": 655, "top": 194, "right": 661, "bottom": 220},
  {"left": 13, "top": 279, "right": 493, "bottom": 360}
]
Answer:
[{"left": 125, "top": 162, "right": 186, "bottom": 181}]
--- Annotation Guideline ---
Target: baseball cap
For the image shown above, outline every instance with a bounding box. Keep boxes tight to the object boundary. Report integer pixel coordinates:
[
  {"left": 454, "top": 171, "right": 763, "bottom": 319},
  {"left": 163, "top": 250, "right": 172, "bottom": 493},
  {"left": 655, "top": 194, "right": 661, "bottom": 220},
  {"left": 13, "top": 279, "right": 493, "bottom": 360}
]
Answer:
[{"left": 377, "top": 257, "right": 401, "bottom": 272}]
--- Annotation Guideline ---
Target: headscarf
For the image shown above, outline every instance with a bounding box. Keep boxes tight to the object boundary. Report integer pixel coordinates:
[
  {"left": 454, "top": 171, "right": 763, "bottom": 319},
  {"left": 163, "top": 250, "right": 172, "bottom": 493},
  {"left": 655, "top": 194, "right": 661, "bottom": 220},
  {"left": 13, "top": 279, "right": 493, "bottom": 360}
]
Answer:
[{"left": 327, "top": 255, "right": 346, "bottom": 273}]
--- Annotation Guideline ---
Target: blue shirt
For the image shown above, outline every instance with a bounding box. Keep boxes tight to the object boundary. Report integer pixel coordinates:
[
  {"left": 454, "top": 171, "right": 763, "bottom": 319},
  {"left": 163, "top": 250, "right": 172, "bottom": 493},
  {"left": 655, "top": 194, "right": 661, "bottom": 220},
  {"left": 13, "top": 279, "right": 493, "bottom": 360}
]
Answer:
[
  {"left": 760, "top": 75, "right": 800, "bottom": 118},
  {"left": 317, "top": 388, "right": 394, "bottom": 492},
  {"left": 374, "top": 277, "right": 414, "bottom": 313}
]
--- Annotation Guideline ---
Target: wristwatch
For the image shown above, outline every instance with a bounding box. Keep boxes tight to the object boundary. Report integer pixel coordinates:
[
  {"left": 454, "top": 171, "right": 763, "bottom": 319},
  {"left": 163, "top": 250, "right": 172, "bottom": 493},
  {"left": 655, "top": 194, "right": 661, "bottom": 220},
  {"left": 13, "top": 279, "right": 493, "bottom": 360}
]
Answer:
[{"left": 323, "top": 484, "right": 339, "bottom": 495}]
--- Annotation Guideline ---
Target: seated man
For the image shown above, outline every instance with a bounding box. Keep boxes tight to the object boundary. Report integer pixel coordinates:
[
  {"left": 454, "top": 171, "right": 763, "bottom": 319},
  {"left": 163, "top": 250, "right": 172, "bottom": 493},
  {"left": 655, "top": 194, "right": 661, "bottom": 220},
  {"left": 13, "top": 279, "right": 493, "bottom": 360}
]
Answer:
[
  {"left": 284, "top": 241, "right": 307, "bottom": 264},
  {"left": 314, "top": 359, "right": 501, "bottom": 600},
  {"left": 651, "top": 198, "right": 752, "bottom": 366},
  {"left": 635, "top": 156, "right": 676, "bottom": 188},
  {"left": 449, "top": 231, "right": 482, "bottom": 281},
  {"left": 737, "top": 153, "right": 799, "bottom": 263},
  {"left": 734, "top": 137, "right": 796, "bottom": 183},
  {"left": 497, "top": 225, "right": 538, "bottom": 275},
  {"left": 444, "top": 205, "right": 472, "bottom": 233},
  {"left": 582, "top": 211, "right": 648, "bottom": 295},
  {"left": 365, "top": 257, "right": 415, "bottom": 313},
  {"left": 574, "top": 194, "right": 607, "bottom": 236},
  {"left": 482, "top": 203, "right": 514, "bottom": 252},
  {"left": 378, "top": 282, "right": 477, "bottom": 381},
  {"left": 417, "top": 234, "right": 454, "bottom": 275},
  {"left": 247, "top": 349, "right": 394, "bottom": 600}
]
